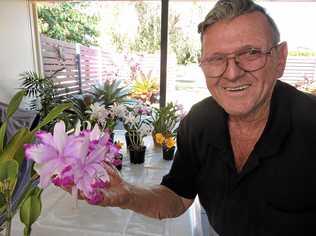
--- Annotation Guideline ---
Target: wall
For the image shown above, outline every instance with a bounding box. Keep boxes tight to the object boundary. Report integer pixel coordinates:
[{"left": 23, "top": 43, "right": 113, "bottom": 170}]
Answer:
[{"left": 0, "top": 0, "right": 37, "bottom": 106}]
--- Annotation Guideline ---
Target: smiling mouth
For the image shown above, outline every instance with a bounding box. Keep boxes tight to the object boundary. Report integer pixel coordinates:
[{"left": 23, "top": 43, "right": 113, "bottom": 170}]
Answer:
[{"left": 224, "top": 84, "right": 251, "bottom": 92}]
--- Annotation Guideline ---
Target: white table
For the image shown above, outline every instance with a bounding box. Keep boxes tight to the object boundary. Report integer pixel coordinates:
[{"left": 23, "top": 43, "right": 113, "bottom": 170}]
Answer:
[{"left": 12, "top": 131, "right": 203, "bottom": 236}]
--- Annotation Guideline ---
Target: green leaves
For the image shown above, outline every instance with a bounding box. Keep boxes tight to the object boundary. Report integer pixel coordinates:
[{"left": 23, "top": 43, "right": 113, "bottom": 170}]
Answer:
[
  {"left": 91, "top": 80, "right": 131, "bottom": 107},
  {"left": 0, "top": 160, "right": 18, "bottom": 183},
  {"left": 151, "top": 102, "right": 179, "bottom": 135},
  {"left": 0, "top": 128, "right": 30, "bottom": 165},
  {"left": 0, "top": 122, "right": 8, "bottom": 153},
  {"left": 32, "top": 103, "right": 72, "bottom": 132},
  {"left": 0, "top": 90, "right": 25, "bottom": 153},
  {"left": 0, "top": 160, "right": 19, "bottom": 201},
  {"left": 37, "top": 2, "right": 100, "bottom": 46},
  {"left": 0, "top": 90, "right": 72, "bottom": 235},
  {"left": 20, "top": 187, "right": 43, "bottom": 236},
  {"left": 6, "top": 91, "right": 25, "bottom": 119}
]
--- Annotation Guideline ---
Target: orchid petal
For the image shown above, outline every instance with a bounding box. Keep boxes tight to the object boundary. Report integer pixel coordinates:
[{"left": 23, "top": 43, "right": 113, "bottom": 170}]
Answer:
[
  {"left": 64, "top": 135, "right": 89, "bottom": 160},
  {"left": 77, "top": 175, "right": 93, "bottom": 196},
  {"left": 53, "top": 121, "right": 68, "bottom": 153},
  {"left": 24, "top": 143, "right": 58, "bottom": 163},
  {"left": 87, "top": 146, "right": 107, "bottom": 163},
  {"left": 90, "top": 124, "right": 101, "bottom": 141},
  {"left": 35, "top": 131, "right": 54, "bottom": 146},
  {"left": 35, "top": 159, "right": 60, "bottom": 188}
]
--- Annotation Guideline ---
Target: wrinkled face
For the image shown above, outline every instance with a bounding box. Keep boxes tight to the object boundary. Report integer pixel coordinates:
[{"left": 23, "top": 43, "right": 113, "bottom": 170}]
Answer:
[{"left": 201, "top": 12, "right": 287, "bottom": 117}]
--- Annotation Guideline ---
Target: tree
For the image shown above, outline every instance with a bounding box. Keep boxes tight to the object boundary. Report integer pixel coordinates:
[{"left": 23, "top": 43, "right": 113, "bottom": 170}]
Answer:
[
  {"left": 109, "top": 2, "right": 199, "bottom": 64},
  {"left": 37, "top": 2, "right": 100, "bottom": 46}
]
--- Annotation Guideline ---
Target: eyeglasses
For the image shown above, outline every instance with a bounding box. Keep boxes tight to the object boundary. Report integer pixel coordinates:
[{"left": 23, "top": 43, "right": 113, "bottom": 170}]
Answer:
[{"left": 199, "top": 44, "right": 280, "bottom": 78}]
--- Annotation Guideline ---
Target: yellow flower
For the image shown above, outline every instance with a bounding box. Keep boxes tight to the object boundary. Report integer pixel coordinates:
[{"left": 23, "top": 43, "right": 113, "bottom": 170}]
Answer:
[
  {"left": 155, "top": 133, "right": 165, "bottom": 145},
  {"left": 165, "top": 137, "right": 176, "bottom": 149}
]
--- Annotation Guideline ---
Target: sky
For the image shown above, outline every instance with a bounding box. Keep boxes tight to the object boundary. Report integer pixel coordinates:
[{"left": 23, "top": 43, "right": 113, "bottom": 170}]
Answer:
[
  {"left": 261, "top": 2, "right": 316, "bottom": 51},
  {"left": 92, "top": 1, "right": 316, "bottom": 52}
]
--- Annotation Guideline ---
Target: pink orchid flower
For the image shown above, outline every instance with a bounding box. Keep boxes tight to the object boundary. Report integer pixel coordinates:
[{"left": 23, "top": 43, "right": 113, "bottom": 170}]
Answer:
[
  {"left": 24, "top": 121, "right": 122, "bottom": 205},
  {"left": 24, "top": 121, "right": 84, "bottom": 188}
]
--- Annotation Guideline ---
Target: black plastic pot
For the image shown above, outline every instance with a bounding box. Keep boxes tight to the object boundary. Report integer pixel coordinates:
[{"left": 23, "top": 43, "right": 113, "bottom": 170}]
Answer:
[
  {"left": 162, "top": 146, "right": 175, "bottom": 161},
  {"left": 129, "top": 145, "right": 146, "bottom": 164}
]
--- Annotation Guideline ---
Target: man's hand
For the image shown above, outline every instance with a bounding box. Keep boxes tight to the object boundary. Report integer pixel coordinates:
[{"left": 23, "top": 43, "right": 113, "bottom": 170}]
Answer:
[
  {"left": 98, "top": 163, "right": 132, "bottom": 208},
  {"left": 62, "top": 163, "right": 193, "bottom": 219}
]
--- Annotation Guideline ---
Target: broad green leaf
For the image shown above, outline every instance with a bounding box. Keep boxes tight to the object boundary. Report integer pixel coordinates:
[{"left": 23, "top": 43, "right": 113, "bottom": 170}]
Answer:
[
  {"left": 0, "top": 121, "right": 8, "bottom": 153},
  {"left": 6, "top": 90, "right": 25, "bottom": 119},
  {"left": 12, "top": 175, "right": 39, "bottom": 218},
  {"left": 20, "top": 187, "right": 43, "bottom": 235},
  {"left": 12, "top": 130, "right": 34, "bottom": 166},
  {"left": 0, "top": 160, "right": 18, "bottom": 183},
  {"left": 0, "top": 192, "right": 6, "bottom": 214},
  {"left": 32, "top": 103, "right": 72, "bottom": 132},
  {"left": 0, "top": 128, "right": 29, "bottom": 165}
]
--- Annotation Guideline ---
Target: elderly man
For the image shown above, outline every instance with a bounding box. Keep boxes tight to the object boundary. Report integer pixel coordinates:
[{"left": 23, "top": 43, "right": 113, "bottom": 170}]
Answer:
[{"left": 98, "top": 0, "right": 316, "bottom": 235}]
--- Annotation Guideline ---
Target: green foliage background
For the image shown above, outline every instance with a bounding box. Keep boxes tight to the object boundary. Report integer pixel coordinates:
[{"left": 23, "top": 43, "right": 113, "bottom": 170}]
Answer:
[
  {"left": 37, "top": 2, "right": 100, "bottom": 46},
  {"left": 109, "top": 2, "right": 200, "bottom": 65}
]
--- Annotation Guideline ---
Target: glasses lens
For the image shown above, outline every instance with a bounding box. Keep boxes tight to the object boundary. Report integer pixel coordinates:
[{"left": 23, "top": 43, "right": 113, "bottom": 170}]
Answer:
[
  {"left": 238, "top": 49, "right": 268, "bottom": 72},
  {"left": 200, "top": 56, "right": 227, "bottom": 77}
]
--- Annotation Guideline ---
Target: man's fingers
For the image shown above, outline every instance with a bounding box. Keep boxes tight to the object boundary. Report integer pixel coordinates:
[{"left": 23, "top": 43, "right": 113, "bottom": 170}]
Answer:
[{"left": 104, "top": 162, "right": 121, "bottom": 179}]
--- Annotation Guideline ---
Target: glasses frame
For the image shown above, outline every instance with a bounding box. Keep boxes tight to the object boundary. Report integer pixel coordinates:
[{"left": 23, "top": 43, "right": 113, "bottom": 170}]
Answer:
[{"left": 199, "top": 43, "right": 281, "bottom": 78}]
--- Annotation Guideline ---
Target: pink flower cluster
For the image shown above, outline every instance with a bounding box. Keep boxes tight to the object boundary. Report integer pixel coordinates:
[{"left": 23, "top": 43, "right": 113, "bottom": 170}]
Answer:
[{"left": 24, "top": 121, "right": 121, "bottom": 204}]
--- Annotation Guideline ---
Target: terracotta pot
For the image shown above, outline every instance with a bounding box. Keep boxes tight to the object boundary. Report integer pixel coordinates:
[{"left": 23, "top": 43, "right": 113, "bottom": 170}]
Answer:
[
  {"left": 129, "top": 145, "right": 146, "bottom": 164},
  {"left": 162, "top": 146, "right": 175, "bottom": 161}
]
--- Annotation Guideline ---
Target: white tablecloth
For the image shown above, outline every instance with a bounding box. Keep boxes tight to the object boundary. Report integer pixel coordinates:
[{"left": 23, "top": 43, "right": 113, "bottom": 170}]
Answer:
[{"left": 11, "top": 131, "right": 203, "bottom": 236}]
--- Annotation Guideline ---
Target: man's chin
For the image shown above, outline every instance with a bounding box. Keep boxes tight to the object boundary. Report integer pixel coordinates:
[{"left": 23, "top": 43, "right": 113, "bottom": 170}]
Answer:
[{"left": 223, "top": 106, "right": 253, "bottom": 118}]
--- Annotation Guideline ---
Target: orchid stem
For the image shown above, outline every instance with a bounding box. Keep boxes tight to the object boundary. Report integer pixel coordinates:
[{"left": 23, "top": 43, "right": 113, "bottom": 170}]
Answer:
[
  {"left": 5, "top": 219, "right": 11, "bottom": 236},
  {"left": 71, "top": 186, "right": 78, "bottom": 210}
]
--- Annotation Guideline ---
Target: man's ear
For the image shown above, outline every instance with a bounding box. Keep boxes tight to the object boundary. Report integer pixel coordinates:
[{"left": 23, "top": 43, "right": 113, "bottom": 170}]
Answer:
[{"left": 275, "top": 41, "right": 288, "bottom": 78}]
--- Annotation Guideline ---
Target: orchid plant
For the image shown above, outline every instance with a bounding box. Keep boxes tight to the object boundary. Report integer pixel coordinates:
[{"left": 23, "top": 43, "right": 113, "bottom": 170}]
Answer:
[
  {"left": 24, "top": 120, "right": 122, "bottom": 205},
  {"left": 151, "top": 102, "right": 185, "bottom": 139},
  {"left": 118, "top": 102, "right": 153, "bottom": 150},
  {"left": 0, "top": 90, "right": 71, "bottom": 236},
  {"left": 87, "top": 102, "right": 120, "bottom": 133}
]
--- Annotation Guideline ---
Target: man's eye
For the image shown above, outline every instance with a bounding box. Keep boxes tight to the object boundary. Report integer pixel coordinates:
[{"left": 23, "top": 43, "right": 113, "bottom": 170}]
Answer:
[
  {"left": 239, "top": 49, "right": 262, "bottom": 60},
  {"left": 206, "top": 56, "right": 225, "bottom": 64},
  {"left": 248, "top": 48, "right": 262, "bottom": 55}
]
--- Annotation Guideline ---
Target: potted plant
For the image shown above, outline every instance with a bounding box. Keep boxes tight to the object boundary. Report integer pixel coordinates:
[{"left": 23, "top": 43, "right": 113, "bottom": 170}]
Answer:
[
  {"left": 154, "top": 133, "right": 176, "bottom": 161},
  {"left": 130, "top": 70, "right": 159, "bottom": 104},
  {"left": 0, "top": 91, "right": 71, "bottom": 236},
  {"left": 87, "top": 102, "right": 123, "bottom": 140},
  {"left": 90, "top": 79, "right": 131, "bottom": 108},
  {"left": 118, "top": 102, "right": 153, "bottom": 164},
  {"left": 20, "top": 71, "right": 85, "bottom": 131},
  {"left": 150, "top": 102, "right": 184, "bottom": 146}
]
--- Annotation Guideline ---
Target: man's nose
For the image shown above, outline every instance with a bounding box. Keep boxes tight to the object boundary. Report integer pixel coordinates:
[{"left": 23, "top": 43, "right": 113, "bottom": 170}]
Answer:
[{"left": 222, "top": 56, "right": 244, "bottom": 81}]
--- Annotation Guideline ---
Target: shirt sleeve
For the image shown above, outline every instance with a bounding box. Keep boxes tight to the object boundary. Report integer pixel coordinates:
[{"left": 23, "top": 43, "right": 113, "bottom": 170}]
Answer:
[{"left": 160, "top": 114, "right": 199, "bottom": 199}]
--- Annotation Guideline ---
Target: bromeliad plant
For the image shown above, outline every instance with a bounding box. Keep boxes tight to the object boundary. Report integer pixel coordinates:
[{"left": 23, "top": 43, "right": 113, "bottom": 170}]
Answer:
[
  {"left": 24, "top": 120, "right": 122, "bottom": 205},
  {"left": 0, "top": 90, "right": 71, "bottom": 236},
  {"left": 90, "top": 79, "right": 131, "bottom": 108}
]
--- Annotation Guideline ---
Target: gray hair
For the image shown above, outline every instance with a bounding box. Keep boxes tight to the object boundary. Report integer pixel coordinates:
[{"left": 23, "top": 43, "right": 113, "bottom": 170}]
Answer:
[{"left": 198, "top": 0, "right": 280, "bottom": 44}]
